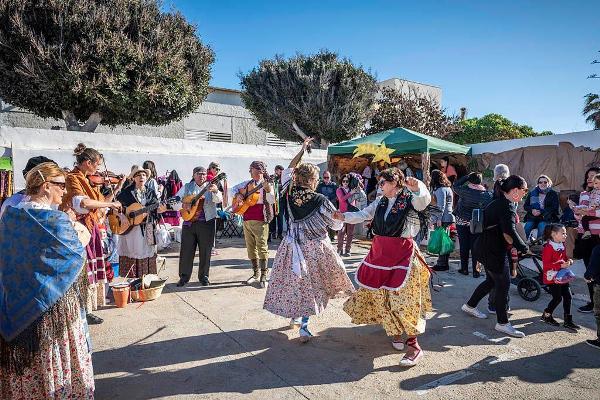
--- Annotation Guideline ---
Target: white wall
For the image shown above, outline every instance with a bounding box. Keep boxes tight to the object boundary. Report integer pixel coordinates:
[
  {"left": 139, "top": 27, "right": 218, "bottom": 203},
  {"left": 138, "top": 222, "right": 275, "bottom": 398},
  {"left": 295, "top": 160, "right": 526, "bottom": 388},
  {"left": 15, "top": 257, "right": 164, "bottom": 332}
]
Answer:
[
  {"left": 0, "top": 126, "right": 327, "bottom": 190},
  {"left": 470, "top": 129, "right": 600, "bottom": 154}
]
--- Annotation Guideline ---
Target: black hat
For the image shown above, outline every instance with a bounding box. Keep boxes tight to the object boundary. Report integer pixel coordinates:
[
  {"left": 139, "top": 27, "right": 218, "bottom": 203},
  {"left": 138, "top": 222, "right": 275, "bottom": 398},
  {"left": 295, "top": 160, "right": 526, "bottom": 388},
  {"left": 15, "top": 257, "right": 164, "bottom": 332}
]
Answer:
[{"left": 22, "top": 156, "right": 55, "bottom": 178}]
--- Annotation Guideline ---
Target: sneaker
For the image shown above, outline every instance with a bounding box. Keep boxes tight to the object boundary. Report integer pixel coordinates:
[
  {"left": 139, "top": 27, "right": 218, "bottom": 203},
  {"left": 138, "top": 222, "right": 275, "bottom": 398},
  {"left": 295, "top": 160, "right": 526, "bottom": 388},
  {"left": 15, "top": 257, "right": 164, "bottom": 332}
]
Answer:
[
  {"left": 86, "top": 313, "right": 103, "bottom": 325},
  {"left": 399, "top": 348, "right": 424, "bottom": 367},
  {"left": 462, "top": 304, "right": 488, "bottom": 319},
  {"left": 578, "top": 303, "right": 594, "bottom": 313},
  {"left": 495, "top": 323, "right": 525, "bottom": 338},
  {"left": 289, "top": 317, "right": 302, "bottom": 329},
  {"left": 392, "top": 339, "right": 405, "bottom": 351},
  {"left": 487, "top": 306, "right": 496, "bottom": 314},
  {"left": 299, "top": 326, "right": 313, "bottom": 343},
  {"left": 541, "top": 312, "right": 560, "bottom": 327},
  {"left": 586, "top": 339, "right": 600, "bottom": 350}
]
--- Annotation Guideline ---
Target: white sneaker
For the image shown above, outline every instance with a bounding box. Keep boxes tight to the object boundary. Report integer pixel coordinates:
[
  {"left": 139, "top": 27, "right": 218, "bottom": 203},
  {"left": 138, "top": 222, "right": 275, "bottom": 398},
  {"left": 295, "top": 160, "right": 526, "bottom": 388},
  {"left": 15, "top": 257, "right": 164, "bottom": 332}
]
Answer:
[
  {"left": 495, "top": 323, "right": 525, "bottom": 338},
  {"left": 392, "top": 340, "right": 405, "bottom": 351},
  {"left": 462, "top": 304, "right": 488, "bottom": 319}
]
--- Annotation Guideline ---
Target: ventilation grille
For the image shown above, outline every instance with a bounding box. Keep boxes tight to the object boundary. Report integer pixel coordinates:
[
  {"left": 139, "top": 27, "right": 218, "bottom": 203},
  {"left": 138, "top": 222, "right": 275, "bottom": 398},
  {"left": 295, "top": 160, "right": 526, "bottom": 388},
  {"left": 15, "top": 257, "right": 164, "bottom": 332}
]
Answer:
[
  {"left": 266, "top": 133, "right": 297, "bottom": 147},
  {"left": 184, "top": 130, "right": 232, "bottom": 143}
]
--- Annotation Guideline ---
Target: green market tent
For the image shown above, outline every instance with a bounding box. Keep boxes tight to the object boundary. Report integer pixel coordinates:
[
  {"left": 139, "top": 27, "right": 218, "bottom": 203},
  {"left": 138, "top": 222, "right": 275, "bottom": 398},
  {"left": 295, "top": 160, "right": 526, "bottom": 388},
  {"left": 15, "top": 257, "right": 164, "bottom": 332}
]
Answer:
[
  {"left": 327, "top": 127, "right": 471, "bottom": 185},
  {"left": 328, "top": 127, "right": 471, "bottom": 156}
]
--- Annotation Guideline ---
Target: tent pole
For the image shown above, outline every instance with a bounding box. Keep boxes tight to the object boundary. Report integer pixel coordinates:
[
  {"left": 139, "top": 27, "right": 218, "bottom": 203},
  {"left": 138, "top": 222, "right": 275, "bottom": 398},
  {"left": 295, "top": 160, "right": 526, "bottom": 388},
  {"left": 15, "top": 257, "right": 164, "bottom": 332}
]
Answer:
[{"left": 421, "top": 151, "right": 431, "bottom": 188}]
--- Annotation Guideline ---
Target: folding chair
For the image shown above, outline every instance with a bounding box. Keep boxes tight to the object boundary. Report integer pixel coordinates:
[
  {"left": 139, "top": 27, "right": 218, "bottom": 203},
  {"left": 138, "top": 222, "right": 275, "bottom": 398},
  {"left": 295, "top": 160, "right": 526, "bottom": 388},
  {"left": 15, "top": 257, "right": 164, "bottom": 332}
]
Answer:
[{"left": 219, "top": 212, "right": 243, "bottom": 238}]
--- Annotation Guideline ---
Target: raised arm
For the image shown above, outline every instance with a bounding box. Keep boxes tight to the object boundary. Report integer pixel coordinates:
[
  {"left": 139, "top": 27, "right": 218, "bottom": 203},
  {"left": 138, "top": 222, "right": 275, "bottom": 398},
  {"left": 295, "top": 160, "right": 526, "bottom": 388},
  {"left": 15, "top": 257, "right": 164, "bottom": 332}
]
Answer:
[{"left": 288, "top": 137, "right": 314, "bottom": 169}]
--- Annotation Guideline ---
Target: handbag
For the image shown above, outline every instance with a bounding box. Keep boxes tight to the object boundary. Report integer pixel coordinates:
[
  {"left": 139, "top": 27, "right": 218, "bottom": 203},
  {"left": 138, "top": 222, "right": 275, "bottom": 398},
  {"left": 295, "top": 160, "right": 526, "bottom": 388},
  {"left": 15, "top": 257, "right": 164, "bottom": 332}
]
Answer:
[{"left": 470, "top": 208, "right": 484, "bottom": 234}]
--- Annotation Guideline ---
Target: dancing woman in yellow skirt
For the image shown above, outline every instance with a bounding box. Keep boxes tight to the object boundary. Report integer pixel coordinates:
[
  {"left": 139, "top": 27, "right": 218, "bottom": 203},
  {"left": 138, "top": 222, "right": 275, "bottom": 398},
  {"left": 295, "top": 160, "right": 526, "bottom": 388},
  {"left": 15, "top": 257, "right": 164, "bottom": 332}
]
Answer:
[{"left": 334, "top": 167, "right": 432, "bottom": 367}]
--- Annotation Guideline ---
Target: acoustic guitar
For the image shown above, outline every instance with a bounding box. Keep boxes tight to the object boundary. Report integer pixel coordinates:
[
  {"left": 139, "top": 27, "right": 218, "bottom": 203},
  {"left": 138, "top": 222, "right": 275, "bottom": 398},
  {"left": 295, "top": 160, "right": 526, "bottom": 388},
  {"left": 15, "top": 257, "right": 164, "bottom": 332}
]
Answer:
[
  {"left": 231, "top": 173, "right": 274, "bottom": 216},
  {"left": 108, "top": 199, "right": 176, "bottom": 235},
  {"left": 180, "top": 172, "right": 227, "bottom": 222}
]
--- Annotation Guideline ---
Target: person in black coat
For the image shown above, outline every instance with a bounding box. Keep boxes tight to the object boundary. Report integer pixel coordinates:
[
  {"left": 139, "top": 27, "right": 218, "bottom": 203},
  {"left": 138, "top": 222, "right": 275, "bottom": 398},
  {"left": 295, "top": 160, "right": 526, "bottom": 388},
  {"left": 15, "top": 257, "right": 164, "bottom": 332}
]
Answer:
[
  {"left": 462, "top": 175, "right": 530, "bottom": 338},
  {"left": 523, "top": 174, "right": 559, "bottom": 240}
]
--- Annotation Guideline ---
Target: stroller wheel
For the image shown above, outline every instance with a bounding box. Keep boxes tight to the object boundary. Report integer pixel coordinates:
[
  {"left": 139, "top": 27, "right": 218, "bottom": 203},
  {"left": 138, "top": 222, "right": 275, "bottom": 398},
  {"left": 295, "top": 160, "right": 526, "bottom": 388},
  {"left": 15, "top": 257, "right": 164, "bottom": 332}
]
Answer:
[{"left": 517, "top": 278, "right": 541, "bottom": 301}]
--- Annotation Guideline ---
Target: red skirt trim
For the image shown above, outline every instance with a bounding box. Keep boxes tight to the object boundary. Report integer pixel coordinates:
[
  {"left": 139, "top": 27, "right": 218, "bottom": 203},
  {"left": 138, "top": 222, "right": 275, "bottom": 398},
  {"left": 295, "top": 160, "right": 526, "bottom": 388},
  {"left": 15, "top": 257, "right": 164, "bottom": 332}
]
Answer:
[{"left": 355, "top": 235, "right": 414, "bottom": 290}]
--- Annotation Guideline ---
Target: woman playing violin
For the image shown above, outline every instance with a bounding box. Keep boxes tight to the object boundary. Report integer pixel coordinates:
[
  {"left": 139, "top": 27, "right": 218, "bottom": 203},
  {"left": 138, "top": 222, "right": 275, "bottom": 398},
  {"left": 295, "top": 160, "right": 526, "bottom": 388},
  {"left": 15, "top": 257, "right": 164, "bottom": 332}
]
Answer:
[
  {"left": 60, "top": 143, "right": 126, "bottom": 324},
  {"left": 116, "top": 166, "right": 167, "bottom": 279}
]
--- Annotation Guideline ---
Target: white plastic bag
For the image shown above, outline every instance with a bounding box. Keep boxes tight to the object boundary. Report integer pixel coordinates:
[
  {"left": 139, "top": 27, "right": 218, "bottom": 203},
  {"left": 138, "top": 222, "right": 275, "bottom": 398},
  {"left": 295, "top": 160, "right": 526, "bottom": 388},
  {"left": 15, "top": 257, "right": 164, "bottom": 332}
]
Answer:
[{"left": 155, "top": 224, "right": 172, "bottom": 250}]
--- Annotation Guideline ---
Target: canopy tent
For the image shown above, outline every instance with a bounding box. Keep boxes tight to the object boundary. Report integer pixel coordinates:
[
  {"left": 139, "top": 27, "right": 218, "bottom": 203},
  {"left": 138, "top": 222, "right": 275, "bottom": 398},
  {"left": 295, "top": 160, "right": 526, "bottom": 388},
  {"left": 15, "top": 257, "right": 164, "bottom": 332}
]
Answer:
[
  {"left": 328, "top": 127, "right": 471, "bottom": 156},
  {"left": 327, "top": 127, "right": 471, "bottom": 186}
]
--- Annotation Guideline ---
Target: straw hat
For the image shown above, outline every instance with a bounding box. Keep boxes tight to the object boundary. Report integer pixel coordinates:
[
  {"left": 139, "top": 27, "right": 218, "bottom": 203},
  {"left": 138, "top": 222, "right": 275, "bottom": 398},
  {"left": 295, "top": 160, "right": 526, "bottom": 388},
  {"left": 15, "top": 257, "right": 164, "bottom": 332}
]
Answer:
[{"left": 129, "top": 166, "right": 151, "bottom": 179}]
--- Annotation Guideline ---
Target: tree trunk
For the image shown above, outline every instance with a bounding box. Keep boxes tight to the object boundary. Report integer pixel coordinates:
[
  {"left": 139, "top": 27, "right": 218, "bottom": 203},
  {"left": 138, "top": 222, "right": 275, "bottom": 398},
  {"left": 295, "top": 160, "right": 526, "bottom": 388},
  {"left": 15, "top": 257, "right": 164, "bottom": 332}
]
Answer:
[
  {"left": 62, "top": 110, "right": 102, "bottom": 132},
  {"left": 421, "top": 151, "right": 431, "bottom": 188}
]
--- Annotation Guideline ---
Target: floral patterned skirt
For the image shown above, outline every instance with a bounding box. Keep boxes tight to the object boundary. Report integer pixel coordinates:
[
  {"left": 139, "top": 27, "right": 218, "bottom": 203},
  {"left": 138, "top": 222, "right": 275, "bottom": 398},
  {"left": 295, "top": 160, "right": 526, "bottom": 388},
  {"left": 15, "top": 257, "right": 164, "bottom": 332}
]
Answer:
[
  {"left": 343, "top": 249, "right": 432, "bottom": 337},
  {"left": 0, "top": 308, "right": 95, "bottom": 399},
  {"left": 264, "top": 237, "right": 355, "bottom": 318}
]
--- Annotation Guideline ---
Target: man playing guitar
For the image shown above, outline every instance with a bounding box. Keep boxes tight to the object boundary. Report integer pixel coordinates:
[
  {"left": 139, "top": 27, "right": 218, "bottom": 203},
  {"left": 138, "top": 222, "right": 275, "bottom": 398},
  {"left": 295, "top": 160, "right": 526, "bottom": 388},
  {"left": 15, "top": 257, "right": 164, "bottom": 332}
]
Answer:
[
  {"left": 231, "top": 161, "right": 275, "bottom": 288},
  {"left": 172, "top": 166, "right": 223, "bottom": 287}
]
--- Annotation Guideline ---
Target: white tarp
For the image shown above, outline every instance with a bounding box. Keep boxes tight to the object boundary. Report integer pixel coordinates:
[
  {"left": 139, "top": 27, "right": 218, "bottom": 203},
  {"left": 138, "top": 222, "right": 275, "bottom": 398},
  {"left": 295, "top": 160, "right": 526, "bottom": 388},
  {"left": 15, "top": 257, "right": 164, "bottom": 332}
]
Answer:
[{"left": 0, "top": 126, "right": 327, "bottom": 190}]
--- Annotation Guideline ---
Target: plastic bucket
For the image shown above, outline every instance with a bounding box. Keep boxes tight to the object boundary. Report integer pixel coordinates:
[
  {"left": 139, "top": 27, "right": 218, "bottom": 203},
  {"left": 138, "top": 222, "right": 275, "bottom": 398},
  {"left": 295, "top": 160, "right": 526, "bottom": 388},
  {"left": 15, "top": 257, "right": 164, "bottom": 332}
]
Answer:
[{"left": 112, "top": 284, "right": 130, "bottom": 308}]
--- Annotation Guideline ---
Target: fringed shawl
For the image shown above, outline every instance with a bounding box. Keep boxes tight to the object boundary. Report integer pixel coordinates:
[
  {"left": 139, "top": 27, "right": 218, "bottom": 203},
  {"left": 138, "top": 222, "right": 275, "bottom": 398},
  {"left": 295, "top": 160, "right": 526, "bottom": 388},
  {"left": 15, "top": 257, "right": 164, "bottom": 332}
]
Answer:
[{"left": 0, "top": 207, "right": 87, "bottom": 373}]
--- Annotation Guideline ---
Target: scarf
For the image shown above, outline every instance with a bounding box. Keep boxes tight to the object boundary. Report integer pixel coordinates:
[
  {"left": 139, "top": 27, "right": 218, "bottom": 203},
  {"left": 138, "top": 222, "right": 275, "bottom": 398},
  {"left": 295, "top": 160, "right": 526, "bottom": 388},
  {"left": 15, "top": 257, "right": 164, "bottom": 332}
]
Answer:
[{"left": 0, "top": 207, "right": 87, "bottom": 373}]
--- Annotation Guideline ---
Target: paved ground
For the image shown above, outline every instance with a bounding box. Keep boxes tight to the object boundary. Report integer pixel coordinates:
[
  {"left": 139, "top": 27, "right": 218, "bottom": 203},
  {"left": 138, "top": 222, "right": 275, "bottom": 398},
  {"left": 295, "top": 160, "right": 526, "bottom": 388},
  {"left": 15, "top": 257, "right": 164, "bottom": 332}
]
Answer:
[{"left": 91, "top": 237, "right": 600, "bottom": 400}]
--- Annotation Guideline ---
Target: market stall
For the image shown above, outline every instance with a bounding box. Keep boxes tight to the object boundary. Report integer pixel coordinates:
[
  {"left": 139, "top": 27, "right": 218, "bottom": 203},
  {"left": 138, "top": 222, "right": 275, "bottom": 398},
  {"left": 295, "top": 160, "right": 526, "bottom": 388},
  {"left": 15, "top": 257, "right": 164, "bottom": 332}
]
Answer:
[{"left": 327, "top": 127, "right": 471, "bottom": 185}]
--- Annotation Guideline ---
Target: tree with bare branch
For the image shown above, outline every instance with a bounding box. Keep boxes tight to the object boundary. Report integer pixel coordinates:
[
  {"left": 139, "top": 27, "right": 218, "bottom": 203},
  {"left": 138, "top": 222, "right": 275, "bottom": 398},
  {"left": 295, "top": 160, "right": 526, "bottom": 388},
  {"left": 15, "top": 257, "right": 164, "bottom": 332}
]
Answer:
[
  {"left": 365, "top": 85, "right": 462, "bottom": 138},
  {"left": 0, "top": 0, "right": 214, "bottom": 132},
  {"left": 240, "top": 51, "right": 378, "bottom": 146}
]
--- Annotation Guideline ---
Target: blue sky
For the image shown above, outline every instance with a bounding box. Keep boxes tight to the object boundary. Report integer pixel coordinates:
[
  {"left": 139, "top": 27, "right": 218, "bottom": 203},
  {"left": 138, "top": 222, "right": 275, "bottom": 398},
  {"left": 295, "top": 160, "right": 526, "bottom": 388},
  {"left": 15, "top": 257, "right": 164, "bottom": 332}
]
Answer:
[{"left": 169, "top": 0, "right": 600, "bottom": 134}]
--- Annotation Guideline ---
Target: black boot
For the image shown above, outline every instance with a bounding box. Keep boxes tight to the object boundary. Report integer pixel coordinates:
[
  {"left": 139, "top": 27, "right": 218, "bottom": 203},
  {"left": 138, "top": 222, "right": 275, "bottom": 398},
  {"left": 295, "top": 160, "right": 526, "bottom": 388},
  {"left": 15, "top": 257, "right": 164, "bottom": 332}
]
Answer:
[
  {"left": 563, "top": 314, "right": 580, "bottom": 331},
  {"left": 259, "top": 259, "right": 269, "bottom": 289},
  {"left": 458, "top": 268, "right": 469, "bottom": 276},
  {"left": 541, "top": 311, "right": 559, "bottom": 326}
]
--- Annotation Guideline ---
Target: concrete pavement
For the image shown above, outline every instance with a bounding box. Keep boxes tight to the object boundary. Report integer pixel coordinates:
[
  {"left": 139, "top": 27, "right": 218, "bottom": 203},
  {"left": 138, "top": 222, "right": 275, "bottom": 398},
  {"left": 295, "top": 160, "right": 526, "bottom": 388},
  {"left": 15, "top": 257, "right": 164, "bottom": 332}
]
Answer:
[{"left": 91, "top": 237, "right": 600, "bottom": 400}]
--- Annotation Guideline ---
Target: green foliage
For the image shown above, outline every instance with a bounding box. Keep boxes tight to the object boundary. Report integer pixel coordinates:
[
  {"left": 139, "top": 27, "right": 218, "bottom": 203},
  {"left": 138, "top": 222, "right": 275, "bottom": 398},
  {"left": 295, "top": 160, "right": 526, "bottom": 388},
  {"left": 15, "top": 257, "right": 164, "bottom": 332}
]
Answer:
[
  {"left": 0, "top": 0, "right": 214, "bottom": 131},
  {"left": 365, "top": 86, "right": 462, "bottom": 138},
  {"left": 240, "top": 50, "right": 378, "bottom": 144},
  {"left": 584, "top": 93, "right": 600, "bottom": 129},
  {"left": 448, "top": 114, "right": 553, "bottom": 144}
]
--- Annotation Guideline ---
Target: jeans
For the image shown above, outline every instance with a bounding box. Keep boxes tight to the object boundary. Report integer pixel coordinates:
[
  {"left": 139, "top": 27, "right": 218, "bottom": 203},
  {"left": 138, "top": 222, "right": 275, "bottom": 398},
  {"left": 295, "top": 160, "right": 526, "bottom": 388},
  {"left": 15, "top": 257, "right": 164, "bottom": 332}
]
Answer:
[
  {"left": 546, "top": 283, "right": 572, "bottom": 315},
  {"left": 524, "top": 220, "right": 547, "bottom": 240},
  {"left": 337, "top": 223, "right": 355, "bottom": 253},
  {"left": 457, "top": 224, "right": 478, "bottom": 272},
  {"left": 468, "top": 255, "right": 511, "bottom": 324},
  {"left": 594, "top": 284, "right": 600, "bottom": 339}
]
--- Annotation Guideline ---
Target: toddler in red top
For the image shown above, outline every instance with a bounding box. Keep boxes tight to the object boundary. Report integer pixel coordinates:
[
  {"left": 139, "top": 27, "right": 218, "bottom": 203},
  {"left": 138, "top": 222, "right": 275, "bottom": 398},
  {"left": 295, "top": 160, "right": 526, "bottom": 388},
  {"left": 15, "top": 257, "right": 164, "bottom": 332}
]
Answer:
[{"left": 540, "top": 224, "right": 580, "bottom": 331}]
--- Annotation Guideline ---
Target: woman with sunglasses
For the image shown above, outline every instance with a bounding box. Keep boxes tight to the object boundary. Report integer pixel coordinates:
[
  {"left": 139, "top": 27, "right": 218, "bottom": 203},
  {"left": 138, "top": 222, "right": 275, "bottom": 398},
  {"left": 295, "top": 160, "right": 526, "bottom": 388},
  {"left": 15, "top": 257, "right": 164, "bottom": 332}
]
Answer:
[
  {"left": 523, "top": 174, "right": 559, "bottom": 240},
  {"left": 462, "top": 175, "right": 530, "bottom": 338},
  {"left": 1, "top": 162, "right": 95, "bottom": 398},
  {"left": 61, "top": 143, "right": 124, "bottom": 324},
  {"left": 334, "top": 168, "right": 432, "bottom": 367}
]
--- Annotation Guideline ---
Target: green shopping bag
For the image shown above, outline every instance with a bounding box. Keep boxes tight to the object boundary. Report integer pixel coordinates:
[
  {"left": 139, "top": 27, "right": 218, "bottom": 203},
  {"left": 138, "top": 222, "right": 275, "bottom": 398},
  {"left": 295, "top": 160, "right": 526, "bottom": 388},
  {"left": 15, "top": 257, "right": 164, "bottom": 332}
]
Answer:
[{"left": 427, "top": 226, "right": 455, "bottom": 255}]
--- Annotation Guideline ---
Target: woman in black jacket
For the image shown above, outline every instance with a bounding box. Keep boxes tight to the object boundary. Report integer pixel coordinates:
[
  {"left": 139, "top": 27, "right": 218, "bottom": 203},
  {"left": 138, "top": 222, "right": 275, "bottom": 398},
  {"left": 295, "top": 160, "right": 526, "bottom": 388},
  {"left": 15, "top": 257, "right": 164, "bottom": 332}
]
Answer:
[
  {"left": 452, "top": 172, "right": 493, "bottom": 277},
  {"left": 523, "top": 174, "right": 559, "bottom": 240},
  {"left": 462, "top": 175, "right": 529, "bottom": 338}
]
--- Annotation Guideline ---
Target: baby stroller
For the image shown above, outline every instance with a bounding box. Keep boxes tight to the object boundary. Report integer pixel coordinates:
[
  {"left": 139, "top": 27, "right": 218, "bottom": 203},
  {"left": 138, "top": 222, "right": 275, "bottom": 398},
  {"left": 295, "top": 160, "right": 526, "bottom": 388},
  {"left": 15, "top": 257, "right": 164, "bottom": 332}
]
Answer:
[{"left": 513, "top": 238, "right": 549, "bottom": 301}]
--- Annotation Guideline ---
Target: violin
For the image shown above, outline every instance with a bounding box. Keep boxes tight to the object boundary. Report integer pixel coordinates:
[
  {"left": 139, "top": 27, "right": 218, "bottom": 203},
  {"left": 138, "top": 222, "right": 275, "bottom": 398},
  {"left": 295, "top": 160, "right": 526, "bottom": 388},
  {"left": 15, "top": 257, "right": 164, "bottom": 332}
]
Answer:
[{"left": 88, "top": 171, "right": 124, "bottom": 187}]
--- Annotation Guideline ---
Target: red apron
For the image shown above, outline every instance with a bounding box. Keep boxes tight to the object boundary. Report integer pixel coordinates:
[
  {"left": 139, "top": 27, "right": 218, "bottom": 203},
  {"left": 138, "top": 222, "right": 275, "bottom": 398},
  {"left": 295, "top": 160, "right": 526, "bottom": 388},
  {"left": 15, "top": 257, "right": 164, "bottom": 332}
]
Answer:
[{"left": 356, "top": 235, "right": 414, "bottom": 290}]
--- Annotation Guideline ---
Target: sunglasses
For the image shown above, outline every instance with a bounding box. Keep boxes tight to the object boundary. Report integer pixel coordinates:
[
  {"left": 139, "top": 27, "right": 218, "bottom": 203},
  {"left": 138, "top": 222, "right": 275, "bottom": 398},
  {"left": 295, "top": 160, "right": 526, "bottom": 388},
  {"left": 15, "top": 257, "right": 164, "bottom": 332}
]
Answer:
[
  {"left": 48, "top": 181, "right": 66, "bottom": 190},
  {"left": 323, "top": 176, "right": 331, "bottom": 179},
  {"left": 342, "top": 180, "right": 349, "bottom": 183},
  {"left": 538, "top": 180, "right": 548, "bottom": 184}
]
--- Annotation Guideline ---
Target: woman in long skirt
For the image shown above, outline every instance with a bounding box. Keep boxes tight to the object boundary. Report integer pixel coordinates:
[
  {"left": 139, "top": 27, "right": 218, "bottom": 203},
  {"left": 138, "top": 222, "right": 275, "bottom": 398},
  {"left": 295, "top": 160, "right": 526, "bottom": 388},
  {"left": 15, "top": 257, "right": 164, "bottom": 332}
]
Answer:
[
  {"left": 334, "top": 168, "right": 432, "bottom": 366},
  {"left": 264, "top": 139, "right": 355, "bottom": 342}
]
